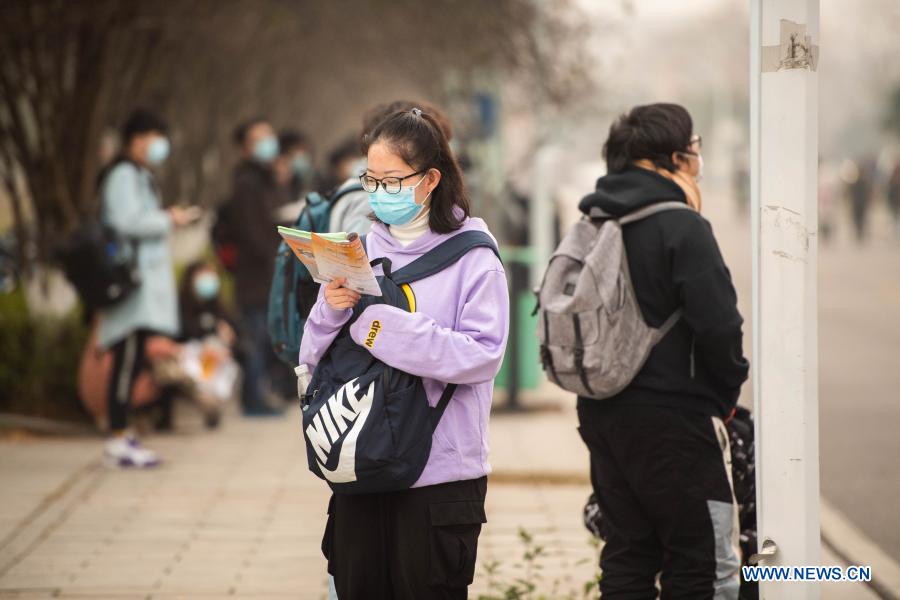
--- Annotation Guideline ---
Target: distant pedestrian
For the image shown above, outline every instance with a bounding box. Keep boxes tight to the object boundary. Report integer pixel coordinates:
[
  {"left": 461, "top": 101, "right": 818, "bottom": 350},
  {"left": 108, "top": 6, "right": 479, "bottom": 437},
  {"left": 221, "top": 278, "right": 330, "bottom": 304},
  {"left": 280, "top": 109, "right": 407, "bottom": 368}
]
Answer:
[
  {"left": 274, "top": 129, "right": 316, "bottom": 204},
  {"left": 846, "top": 159, "right": 874, "bottom": 244},
  {"left": 176, "top": 259, "right": 240, "bottom": 428},
  {"left": 574, "top": 103, "right": 749, "bottom": 598},
  {"left": 226, "top": 117, "right": 288, "bottom": 415},
  {"left": 818, "top": 158, "right": 840, "bottom": 245},
  {"left": 320, "top": 137, "right": 365, "bottom": 197},
  {"left": 98, "top": 109, "right": 195, "bottom": 467},
  {"left": 887, "top": 161, "right": 900, "bottom": 237}
]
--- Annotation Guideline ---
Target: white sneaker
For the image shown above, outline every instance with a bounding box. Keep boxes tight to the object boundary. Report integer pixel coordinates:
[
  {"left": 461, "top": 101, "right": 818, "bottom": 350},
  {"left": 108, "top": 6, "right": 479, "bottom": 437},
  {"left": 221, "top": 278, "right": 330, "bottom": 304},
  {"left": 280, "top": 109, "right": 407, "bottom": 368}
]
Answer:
[{"left": 104, "top": 435, "right": 161, "bottom": 468}]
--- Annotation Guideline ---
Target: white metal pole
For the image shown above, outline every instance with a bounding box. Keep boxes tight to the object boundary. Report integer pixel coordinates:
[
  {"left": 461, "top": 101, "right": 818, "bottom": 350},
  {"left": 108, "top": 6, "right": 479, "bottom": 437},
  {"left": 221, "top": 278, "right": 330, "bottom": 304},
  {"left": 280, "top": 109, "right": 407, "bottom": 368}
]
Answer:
[
  {"left": 751, "top": 0, "right": 820, "bottom": 598},
  {"left": 530, "top": 143, "right": 555, "bottom": 289}
]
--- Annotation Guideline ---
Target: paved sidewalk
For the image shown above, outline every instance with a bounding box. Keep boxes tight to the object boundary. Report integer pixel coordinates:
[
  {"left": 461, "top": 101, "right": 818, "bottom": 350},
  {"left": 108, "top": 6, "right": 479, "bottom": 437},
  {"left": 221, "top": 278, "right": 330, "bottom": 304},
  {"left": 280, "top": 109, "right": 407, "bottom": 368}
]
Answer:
[{"left": 0, "top": 395, "right": 881, "bottom": 599}]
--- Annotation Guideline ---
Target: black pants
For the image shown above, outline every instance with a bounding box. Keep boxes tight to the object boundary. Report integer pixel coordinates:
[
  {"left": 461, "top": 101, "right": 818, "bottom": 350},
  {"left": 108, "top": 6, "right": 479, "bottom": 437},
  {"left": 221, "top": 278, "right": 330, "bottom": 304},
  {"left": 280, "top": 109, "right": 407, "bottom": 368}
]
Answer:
[
  {"left": 324, "top": 477, "right": 487, "bottom": 600},
  {"left": 107, "top": 330, "right": 150, "bottom": 432},
  {"left": 577, "top": 402, "right": 740, "bottom": 600}
]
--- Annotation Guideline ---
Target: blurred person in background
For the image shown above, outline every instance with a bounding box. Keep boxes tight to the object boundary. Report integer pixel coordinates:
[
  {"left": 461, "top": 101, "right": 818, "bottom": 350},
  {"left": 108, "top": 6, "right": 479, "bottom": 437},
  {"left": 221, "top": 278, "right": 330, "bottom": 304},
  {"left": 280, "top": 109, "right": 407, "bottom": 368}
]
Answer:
[
  {"left": 888, "top": 159, "right": 900, "bottom": 237},
  {"left": 226, "top": 117, "right": 287, "bottom": 416},
  {"left": 274, "top": 129, "right": 317, "bottom": 203},
  {"left": 844, "top": 158, "right": 874, "bottom": 244},
  {"left": 818, "top": 157, "right": 840, "bottom": 245},
  {"left": 79, "top": 326, "right": 182, "bottom": 435},
  {"left": 176, "top": 259, "right": 240, "bottom": 429},
  {"left": 320, "top": 137, "right": 364, "bottom": 196},
  {"left": 576, "top": 103, "right": 749, "bottom": 599},
  {"left": 97, "top": 109, "right": 197, "bottom": 467},
  {"left": 273, "top": 130, "right": 316, "bottom": 228}
]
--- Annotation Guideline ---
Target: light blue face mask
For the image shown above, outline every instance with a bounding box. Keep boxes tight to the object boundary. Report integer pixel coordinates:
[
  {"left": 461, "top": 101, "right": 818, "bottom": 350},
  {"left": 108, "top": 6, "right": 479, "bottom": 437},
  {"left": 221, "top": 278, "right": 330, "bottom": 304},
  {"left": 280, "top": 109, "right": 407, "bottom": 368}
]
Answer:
[
  {"left": 253, "top": 136, "right": 279, "bottom": 163},
  {"left": 368, "top": 176, "right": 429, "bottom": 226},
  {"left": 193, "top": 272, "right": 221, "bottom": 301},
  {"left": 147, "top": 137, "right": 170, "bottom": 166},
  {"left": 292, "top": 154, "right": 313, "bottom": 179}
]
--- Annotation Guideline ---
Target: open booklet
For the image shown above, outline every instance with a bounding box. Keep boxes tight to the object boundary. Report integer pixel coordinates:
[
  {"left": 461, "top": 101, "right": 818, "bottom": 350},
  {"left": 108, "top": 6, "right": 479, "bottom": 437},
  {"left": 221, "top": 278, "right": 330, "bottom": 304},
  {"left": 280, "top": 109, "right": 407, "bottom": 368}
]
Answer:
[{"left": 276, "top": 227, "right": 382, "bottom": 297}]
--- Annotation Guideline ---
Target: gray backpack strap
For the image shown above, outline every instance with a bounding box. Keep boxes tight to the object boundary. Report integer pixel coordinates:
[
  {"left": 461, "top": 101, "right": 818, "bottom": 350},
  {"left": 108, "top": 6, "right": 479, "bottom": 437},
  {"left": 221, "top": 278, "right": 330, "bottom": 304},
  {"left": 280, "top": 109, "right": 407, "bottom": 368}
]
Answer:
[
  {"left": 654, "top": 307, "right": 683, "bottom": 342},
  {"left": 588, "top": 206, "right": 613, "bottom": 220},
  {"left": 618, "top": 201, "right": 693, "bottom": 225},
  {"left": 621, "top": 201, "right": 691, "bottom": 341}
]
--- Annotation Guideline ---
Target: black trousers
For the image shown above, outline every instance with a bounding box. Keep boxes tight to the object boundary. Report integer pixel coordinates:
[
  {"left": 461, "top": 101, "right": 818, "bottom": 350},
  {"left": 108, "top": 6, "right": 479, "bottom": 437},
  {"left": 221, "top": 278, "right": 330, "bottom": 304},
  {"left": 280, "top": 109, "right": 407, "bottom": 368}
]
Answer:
[
  {"left": 324, "top": 477, "right": 487, "bottom": 600},
  {"left": 107, "top": 330, "right": 150, "bottom": 432},
  {"left": 577, "top": 402, "right": 740, "bottom": 600}
]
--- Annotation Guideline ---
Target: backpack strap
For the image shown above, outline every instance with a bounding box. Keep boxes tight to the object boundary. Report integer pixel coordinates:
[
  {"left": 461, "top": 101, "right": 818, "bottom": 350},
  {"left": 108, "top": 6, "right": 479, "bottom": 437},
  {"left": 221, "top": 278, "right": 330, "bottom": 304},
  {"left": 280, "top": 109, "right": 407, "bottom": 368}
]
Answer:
[
  {"left": 329, "top": 183, "right": 364, "bottom": 207},
  {"left": 654, "top": 307, "right": 683, "bottom": 341},
  {"left": 589, "top": 202, "right": 691, "bottom": 344},
  {"left": 618, "top": 201, "right": 694, "bottom": 225},
  {"left": 390, "top": 231, "right": 500, "bottom": 285},
  {"left": 430, "top": 383, "right": 458, "bottom": 430},
  {"left": 388, "top": 231, "right": 497, "bottom": 426},
  {"left": 588, "top": 201, "right": 693, "bottom": 224}
]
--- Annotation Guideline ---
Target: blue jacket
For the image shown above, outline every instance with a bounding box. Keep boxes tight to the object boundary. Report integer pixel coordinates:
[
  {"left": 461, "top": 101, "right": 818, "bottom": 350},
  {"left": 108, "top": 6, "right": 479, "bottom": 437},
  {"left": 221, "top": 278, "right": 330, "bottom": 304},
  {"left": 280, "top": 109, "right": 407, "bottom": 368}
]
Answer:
[{"left": 98, "top": 162, "right": 179, "bottom": 348}]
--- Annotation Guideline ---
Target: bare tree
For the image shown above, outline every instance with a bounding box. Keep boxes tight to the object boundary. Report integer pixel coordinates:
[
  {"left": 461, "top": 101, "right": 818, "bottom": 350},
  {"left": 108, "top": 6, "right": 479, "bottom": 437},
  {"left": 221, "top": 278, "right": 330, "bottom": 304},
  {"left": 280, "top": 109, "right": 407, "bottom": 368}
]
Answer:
[{"left": 0, "top": 0, "right": 591, "bottom": 278}]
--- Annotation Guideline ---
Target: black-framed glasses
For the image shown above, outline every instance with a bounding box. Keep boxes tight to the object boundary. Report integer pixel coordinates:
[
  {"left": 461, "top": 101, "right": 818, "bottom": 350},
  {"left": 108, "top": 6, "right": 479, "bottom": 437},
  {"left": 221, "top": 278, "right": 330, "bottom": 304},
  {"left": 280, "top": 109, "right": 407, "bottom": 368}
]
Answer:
[
  {"left": 359, "top": 170, "right": 425, "bottom": 194},
  {"left": 680, "top": 135, "right": 703, "bottom": 158}
]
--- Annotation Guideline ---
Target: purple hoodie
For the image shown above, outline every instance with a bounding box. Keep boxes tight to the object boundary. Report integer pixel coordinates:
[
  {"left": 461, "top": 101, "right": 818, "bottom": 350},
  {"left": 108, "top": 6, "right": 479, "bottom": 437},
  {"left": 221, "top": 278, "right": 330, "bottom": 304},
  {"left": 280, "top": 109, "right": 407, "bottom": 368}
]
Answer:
[{"left": 299, "top": 213, "right": 509, "bottom": 488}]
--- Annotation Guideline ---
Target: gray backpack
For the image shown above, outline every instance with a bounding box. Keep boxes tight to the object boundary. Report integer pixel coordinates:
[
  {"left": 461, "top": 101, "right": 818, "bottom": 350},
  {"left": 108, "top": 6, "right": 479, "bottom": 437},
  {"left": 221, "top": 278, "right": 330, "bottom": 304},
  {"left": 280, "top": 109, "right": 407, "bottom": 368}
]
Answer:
[{"left": 535, "top": 201, "right": 693, "bottom": 399}]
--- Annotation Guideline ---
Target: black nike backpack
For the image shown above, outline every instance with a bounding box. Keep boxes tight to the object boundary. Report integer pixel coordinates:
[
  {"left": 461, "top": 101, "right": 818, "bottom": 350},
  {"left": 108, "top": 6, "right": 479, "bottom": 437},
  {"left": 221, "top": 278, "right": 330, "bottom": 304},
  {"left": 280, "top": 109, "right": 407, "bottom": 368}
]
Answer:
[{"left": 301, "top": 231, "right": 500, "bottom": 494}]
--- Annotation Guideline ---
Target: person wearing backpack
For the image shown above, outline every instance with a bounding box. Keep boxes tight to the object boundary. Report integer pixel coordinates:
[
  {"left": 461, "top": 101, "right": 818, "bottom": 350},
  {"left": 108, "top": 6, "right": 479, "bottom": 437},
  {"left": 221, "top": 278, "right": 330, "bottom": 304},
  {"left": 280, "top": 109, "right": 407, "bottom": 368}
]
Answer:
[
  {"left": 298, "top": 106, "right": 509, "bottom": 600},
  {"left": 569, "top": 104, "right": 749, "bottom": 598},
  {"left": 97, "top": 109, "right": 195, "bottom": 468}
]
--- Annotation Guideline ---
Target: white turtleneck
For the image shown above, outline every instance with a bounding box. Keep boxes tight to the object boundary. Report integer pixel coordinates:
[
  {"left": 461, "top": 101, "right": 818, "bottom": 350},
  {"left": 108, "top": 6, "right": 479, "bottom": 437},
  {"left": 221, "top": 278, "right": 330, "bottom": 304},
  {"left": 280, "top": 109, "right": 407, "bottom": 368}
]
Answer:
[{"left": 389, "top": 206, "right": 430, "bottom": 247}]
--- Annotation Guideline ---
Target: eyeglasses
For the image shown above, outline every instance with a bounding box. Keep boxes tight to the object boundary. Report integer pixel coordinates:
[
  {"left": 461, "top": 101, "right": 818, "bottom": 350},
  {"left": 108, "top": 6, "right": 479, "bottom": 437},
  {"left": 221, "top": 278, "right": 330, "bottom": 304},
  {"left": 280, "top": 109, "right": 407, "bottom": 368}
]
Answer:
[
  {"left": 359, "top": 170, "right": 425, "bottom": 194},
  {"left": 679, "top": 135, "right": 703, "bottom": 158}
]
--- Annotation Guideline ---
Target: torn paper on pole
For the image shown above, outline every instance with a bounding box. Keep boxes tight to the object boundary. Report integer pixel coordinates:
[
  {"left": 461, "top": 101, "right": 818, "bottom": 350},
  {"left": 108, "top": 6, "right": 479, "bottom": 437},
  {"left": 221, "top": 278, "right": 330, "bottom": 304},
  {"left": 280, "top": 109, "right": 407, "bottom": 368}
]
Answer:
[{"left": 762, "top": 19, "right": 819, "bottom": 72}]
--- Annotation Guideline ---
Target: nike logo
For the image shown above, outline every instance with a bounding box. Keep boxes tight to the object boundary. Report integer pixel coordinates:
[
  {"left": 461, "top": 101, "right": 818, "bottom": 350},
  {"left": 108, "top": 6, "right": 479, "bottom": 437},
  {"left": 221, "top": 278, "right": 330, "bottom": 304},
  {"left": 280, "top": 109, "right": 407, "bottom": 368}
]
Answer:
[{"left": 305, "top": 378, "right": 375, "bottom": 483}]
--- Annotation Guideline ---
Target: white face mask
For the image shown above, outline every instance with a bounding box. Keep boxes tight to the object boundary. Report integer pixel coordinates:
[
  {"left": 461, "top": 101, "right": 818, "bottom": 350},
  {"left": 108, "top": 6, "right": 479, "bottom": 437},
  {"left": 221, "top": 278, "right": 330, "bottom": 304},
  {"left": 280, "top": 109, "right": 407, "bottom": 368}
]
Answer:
[{"left": 679, "top": 152, "right": 703, "bottom": 182}]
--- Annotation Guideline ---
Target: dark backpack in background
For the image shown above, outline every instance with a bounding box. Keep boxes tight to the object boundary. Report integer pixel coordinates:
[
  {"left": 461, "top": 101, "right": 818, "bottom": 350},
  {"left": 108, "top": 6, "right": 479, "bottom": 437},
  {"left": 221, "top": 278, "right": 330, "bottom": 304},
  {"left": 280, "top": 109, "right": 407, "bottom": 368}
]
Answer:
[
  {"left": 211, "top": 200, "right": 239, "bottom": 273},
  {"left": 301, "top": 231, "right": 500, "bottom": 494},
  {"left": 267, "top": 184, "right": 364, "bottom": 367},
  {"left": 58, "top": 158, "right": 142, "bottom": 311}
]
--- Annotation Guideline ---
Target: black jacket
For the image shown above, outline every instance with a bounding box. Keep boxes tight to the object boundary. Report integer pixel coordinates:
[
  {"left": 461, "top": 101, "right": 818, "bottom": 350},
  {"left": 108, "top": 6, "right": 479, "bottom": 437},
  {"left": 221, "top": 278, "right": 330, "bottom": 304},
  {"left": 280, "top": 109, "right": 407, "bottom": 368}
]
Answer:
[
  {"left": 227, "top": 161, "right": 286, "bottom": 307},
  {"left": 577, "top": 167, "right": 749, "bottom": 418}
]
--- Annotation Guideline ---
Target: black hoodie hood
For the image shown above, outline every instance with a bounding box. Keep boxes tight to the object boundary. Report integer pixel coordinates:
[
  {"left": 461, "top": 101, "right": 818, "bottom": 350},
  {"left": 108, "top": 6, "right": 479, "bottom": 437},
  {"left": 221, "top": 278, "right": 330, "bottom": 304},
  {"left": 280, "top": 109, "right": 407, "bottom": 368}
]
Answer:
[{"left": 578, "top": 166, "right": 687, "bottom": 217}]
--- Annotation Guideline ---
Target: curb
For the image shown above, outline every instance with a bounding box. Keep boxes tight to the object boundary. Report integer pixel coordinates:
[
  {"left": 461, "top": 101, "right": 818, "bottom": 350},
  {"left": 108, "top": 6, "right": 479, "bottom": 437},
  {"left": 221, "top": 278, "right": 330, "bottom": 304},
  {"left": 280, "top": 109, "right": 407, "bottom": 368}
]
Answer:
[
  {"left": 490, "top": 470, "right": 900, "bottom": 599},
  {"left": 0, "top": 413, "right": 95, "bottom": 436}
]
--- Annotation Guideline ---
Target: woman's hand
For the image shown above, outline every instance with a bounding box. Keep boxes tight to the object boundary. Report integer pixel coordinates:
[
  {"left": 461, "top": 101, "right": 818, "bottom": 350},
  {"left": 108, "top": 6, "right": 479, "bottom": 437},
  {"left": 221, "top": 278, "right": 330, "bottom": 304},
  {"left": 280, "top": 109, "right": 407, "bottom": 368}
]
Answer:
[
  {"left": 167, "top": 206, "right": 203, "bottom": 227},
  {"left": 324, "top": 278, "right": 361, "bottom": 310}
]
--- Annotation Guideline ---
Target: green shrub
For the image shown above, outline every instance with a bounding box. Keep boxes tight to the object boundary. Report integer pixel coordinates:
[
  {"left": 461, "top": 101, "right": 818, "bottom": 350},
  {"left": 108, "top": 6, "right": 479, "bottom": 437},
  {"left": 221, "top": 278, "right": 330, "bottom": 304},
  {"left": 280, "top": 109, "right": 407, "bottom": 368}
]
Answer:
[{"left": 0, "top": 288, "right": 91, "bottom": 422}]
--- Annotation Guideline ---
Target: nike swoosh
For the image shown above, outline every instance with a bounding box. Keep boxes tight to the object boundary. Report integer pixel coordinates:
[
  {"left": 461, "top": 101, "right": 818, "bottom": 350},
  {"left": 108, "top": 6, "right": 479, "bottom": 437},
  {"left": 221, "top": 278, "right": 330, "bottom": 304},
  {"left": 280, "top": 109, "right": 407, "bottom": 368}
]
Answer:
[{"left": 318, "top": 381, "right": 375, "bottom": 483}]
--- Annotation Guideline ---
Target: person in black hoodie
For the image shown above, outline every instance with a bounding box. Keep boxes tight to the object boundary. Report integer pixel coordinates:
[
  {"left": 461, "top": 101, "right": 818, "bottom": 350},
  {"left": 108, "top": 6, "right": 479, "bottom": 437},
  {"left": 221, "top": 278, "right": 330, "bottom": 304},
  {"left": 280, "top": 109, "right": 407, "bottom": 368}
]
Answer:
[
  {"left": 576, "top": 103, "right": 749, "bottom": 599},
  {"left": 226, "top": 117, "right": 288, "bottom": 415}
]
